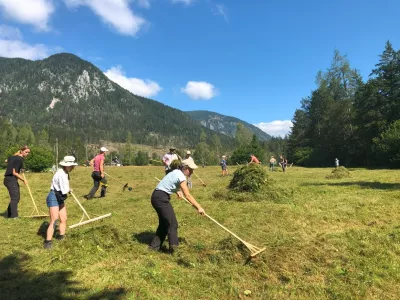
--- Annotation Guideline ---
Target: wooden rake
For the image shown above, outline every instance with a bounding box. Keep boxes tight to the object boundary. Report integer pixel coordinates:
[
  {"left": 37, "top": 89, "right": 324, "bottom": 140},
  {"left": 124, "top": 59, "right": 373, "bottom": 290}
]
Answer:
[
  {"left": 154, "top": 177, "right": 266, "bottom": 258},
  {"left": 22, "top": 173, "right": 48, "bottom": 218},
  {"left": 193, "top": 171, "right": 207, "bottom": 187},
  {"left": 69, "top": 192, "right": 111, "bottom": 228},
  {"left": 104, "top": 172, "right": 132, "bottom": 191}
]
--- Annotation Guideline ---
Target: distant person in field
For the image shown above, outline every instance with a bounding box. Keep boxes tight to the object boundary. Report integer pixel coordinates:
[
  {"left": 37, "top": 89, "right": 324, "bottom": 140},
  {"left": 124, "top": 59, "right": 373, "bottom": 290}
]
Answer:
[
  {"left": 280, "top": 155, "right": 287, "bottom": 172},
  {"left": 248, "top": 154, "right": 261, "bottom": 164},
  {"left": 3, "top": 145, "right": 30, "bottom": 218},
  {"left": 149, "top": 159, "right": 205, "bottom": 254},
  {"left": 162, "top": 147, "right": 179, "bottom": 175},
  {"left": 44, "top": 156, "right": 77, "bottom": 249},
  {"left": 185, "top": 151, "right": 194, "bottom": 189},
  {"left": 220, "top": 155, "right": 228, "bottom": 176},
  {"left": 335, "top": 158, "right": 339, "bottom": 168},
  {"left": 269, "top": 156, "right": 276, "bottom": 171},
  {"left": 85, "top": 147, "right": 108, "bottom": 200}
]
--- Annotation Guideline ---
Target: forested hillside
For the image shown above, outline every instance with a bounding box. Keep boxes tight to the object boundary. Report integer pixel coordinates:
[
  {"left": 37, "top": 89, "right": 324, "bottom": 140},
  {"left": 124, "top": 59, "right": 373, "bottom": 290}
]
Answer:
[
  {"left": 0, "top": 53, "right": 235, "bottom": 151},
  {"left": 186, "top": 110, "right": 271, "bottom": 141}
]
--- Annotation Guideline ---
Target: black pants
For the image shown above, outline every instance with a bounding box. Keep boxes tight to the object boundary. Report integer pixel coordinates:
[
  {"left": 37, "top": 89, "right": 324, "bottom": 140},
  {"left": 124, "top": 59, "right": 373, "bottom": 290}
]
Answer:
[
  {"left": 87, "top": 171, "right": 107, "bottom": 198},
  {"left": 4, "top": 176, "right": 20, "bottom": 218},
  {"left": 149, "top": 190, "right": 179, "bottom": 250}
]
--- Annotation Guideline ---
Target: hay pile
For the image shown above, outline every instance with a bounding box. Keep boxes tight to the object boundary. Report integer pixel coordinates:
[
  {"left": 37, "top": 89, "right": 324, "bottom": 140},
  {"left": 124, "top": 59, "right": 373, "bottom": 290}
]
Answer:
[
  {"left": 326, "top": 166, "right": 351, "bottom": 179},
  {"left": 213, "top": 164, "right": 293, "bottom": 203}
]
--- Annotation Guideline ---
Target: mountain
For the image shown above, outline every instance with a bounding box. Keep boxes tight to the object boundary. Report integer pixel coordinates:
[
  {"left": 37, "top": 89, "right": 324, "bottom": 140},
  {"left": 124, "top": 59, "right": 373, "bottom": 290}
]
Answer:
[
  {"left": 0, "top": 53, "right": 235, "bottom": 148},
  {"left": 186, "top": 110, "right": 271, "bottom": 141}
]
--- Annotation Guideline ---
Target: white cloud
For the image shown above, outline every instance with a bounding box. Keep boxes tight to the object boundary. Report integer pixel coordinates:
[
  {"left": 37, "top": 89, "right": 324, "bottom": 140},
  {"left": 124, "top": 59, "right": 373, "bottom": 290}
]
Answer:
[
  {"left": 214, "top": 4, "right": 228, "bottom": 23},
  {"left": 0, "top": 24, "right": 22, "bottom": 39},
  {"left": 181, "top": 81, "right": 217, "bottom": 100},
  {"left": 0, "top": 39, "right": 50, "bottom": 60},
  {"left": 104, "top": 66, "right": 162, "bottom": 97},
  {"left": 0, "top": 0, "right": 54, "bottom": 31},
  {"left": 64, "top": 0, "right": 146, "bottom": 36},
  {"left": 171, "top": 0, "right": 194, "bottom": 5},
  {"left": 0, "top": 25, "right": 50, "bottom": 60},
  {"left": 136, "top": 0, "right": 151, "bottom": 9},
  {"left": 254, "top": 120, "right": 293, "bottom": 138}
]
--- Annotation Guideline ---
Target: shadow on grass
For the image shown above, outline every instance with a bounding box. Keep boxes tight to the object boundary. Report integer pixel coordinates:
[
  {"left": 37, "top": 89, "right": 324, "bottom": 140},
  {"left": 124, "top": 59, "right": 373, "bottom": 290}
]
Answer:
[
  {"left": 0, "top": 251, "right": 126, "bottom": 299},
  {"left": 303, "top": 181, "right": 400, "bottom": 190},
  {"left": 132, "top": 231, "right": 155, "bottom": 245}
]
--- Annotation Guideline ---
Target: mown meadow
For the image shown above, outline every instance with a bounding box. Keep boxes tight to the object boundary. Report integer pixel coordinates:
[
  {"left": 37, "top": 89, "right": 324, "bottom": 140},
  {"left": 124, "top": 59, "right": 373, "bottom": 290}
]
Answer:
[{"left": 0, "top": 166, "right": 399, "bottom": 299}]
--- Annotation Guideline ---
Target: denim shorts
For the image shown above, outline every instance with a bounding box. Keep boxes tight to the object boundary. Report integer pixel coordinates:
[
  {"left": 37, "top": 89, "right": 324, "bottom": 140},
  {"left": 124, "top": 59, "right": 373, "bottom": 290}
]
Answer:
[{"left": 46, "top": 190, "right": 64, "bottom": 207}]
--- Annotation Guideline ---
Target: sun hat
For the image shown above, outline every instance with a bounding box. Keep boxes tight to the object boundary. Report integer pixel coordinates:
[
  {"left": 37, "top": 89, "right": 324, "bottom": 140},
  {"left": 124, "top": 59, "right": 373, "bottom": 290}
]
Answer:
[
  {"left": 100, "top": 147, "right": 109, "bottom": 152},
  {"left": 186, "top": 150, "right": 191, "bottom": 154},
  {"left": 181, "top": 159, "right": 198, "bottom": 170},
  {"left": 222, "top": 155, "right": 226, "bottom": 158},
  {"left": 59, "top": 156, "right": 78, "bottom": 167},
  {"left": 169, "top": 146, "right": 176, "bottom": 150}
]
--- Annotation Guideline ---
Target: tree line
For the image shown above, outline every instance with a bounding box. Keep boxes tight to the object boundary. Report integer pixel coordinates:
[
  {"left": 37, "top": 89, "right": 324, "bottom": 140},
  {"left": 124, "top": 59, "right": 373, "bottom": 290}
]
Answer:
[{"left": 288, "top": 41, "right": 400, "bottom": 167}]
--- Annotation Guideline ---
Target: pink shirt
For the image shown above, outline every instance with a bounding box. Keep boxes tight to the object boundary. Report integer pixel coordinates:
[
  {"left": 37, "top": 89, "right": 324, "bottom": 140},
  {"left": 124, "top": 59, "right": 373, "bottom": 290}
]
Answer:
[{"left": 93, "top": 154, "right": 104, "bottom": 172}]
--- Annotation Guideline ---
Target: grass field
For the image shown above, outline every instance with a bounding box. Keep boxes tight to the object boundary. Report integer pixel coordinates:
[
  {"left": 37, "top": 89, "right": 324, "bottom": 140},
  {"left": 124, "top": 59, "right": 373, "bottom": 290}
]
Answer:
[{"left": 1, "top": 166, "right": 400, "bottom": 299}]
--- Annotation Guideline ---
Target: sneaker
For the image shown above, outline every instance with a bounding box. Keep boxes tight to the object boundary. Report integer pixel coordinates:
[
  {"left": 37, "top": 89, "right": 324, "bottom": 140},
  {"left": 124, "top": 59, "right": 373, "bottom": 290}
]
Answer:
[
  {"left": 83, "top": 195, "right": 92, "bottom": 200},
  {"left": 56, "top": 235, "right": 65, "bottom": 241},
  {"left": 44, "top": 241, "right": 52, "bottom": 249}
]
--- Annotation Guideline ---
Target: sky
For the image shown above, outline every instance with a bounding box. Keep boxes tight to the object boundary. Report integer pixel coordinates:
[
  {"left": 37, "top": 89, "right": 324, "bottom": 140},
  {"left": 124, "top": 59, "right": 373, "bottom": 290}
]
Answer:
[{"left": 0, "top": 0, "right": 399, "bottom": 137}]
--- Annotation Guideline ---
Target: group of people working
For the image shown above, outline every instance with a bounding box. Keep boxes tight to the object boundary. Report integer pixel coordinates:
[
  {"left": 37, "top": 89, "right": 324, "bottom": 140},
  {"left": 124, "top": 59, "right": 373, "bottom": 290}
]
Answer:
[{"left": 3, "top": 145, "right": 301, "bottom": 253}]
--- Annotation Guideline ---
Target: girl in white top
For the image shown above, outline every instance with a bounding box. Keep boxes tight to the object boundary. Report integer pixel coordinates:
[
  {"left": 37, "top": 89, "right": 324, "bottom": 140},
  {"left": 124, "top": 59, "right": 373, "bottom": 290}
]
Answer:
[{"left": 44, "top": 156, "right": 77, "bottom": 249}]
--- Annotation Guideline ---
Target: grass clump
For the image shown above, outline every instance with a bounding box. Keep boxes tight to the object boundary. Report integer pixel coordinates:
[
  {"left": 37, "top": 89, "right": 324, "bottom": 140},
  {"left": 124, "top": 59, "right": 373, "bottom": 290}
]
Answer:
[
  {"left": 326, "top": 166, "right": 351, "bottom": 179},
  {"left": 212, "top": 164, "right": 294, "bottom": 203},
  {"left": 229, "top": 164, "right": 267, "bottom": 193}
]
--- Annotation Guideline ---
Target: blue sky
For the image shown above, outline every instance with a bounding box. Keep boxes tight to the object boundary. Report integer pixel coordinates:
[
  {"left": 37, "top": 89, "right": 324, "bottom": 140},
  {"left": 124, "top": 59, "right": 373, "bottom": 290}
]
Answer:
[{"left": 0, "top": 0, "right": 399, "bottom": 137}]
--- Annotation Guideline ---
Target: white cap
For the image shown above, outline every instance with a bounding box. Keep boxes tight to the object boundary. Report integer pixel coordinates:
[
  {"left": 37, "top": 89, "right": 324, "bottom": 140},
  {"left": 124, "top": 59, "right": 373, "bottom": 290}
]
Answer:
[
  {"left": 186, "top": 151, "right": 191, "bottom": 155},
  {"left": 181, "top": 159, "right": 198, "bottom": 169},
  {"left": 100, "top": 147, "right": 109, "bottom": 152},
  {"left": 59, "top": 156, "right": 78, "bottom": 167}
]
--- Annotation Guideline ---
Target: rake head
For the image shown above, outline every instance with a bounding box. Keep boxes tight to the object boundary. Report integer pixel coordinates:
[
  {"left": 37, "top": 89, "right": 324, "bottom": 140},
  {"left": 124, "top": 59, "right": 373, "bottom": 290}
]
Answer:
[{"left": 123, "top": 183, "right": 133, "bottom": 192}]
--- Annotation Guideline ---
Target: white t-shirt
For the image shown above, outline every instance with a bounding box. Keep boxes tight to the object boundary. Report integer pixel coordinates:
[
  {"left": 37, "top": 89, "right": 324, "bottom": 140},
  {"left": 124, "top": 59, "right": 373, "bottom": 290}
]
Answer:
[
  {"left": 162, "top": 153, "right": 179, "bottom": 169},
  {"left": 50, "top": 169, "right": 70, "bottom": 195},
  {"left": 156, "top": 169, "right": 186, "bottom": 194}
]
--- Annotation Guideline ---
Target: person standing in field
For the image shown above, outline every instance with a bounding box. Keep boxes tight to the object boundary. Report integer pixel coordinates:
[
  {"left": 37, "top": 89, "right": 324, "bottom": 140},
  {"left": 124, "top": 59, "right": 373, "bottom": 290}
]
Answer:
[
  {"left": 162, "top": 147, "right": 179, "bottom": 175},
  {"left": 220, "top": 155, "right": 228, "bottom": 176},
  {"left": 184, "top": 151, "right": 194, "bottom": 189},
  {"left": 269, "top": 156, "right": 276, "bottom": 171},
  {"left": 335, "top": 158, "right": 339, "bottom": 168},
  {"left": 85, "top": 147, "right": 108, "bottom": 200},
  {"left": 280, "top": 155, "right": 287, "bottom": 172},
  {"left": 248, "top": 154, "right": 261, "bottom": 164},
  {"left": 44, "top": 156, "right": 77, "bottom": 249},
  {"left": 3, "top": 145, "right": 30, "bottom": 218},
  {"left": 149, "top": 159, "right": 205, "bottom": 254}
]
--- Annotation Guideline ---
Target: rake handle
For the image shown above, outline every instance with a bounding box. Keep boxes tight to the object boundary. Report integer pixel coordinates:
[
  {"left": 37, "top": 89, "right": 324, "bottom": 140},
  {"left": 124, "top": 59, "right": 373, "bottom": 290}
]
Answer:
[
  {"left": 193, "top": 171, "right": 207, "bottom": 186},
  {"left": 70, "top": 192, "right": 91, "bottom": 219},
  {"left": 104, "top": 172, "right": 129, "bottom": 188},
  {"left": 22, "top": 173, "right": 39, "bottom": 214}
]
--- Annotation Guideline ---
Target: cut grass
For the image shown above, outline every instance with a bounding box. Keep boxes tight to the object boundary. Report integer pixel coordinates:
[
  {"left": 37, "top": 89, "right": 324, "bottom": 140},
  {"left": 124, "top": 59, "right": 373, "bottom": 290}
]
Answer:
[{"left": 1, "top": 166, "right": 400, "bottom": 299}]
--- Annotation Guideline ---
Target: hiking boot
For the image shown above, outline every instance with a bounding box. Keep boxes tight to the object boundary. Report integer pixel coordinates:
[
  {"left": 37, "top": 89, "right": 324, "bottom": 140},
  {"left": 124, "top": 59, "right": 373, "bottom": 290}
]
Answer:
[
  {"left": 56, "top": 235, "right": 65, "bottom": 241},
  {"left": 44, "top": 240, "right": 52, "bottom": 249}
]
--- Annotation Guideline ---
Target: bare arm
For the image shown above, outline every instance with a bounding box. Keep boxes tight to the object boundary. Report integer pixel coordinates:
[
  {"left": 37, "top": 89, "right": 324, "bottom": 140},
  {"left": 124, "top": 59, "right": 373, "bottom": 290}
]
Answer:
[
  {"left": 179, "top": 181, "right": 205, "bottom": 215},
  {"left": 100, "top": 159, "right": 105, "bottom": 177},
  {"left": 12, "top": 168, "right": 26, "bottom": 184}
]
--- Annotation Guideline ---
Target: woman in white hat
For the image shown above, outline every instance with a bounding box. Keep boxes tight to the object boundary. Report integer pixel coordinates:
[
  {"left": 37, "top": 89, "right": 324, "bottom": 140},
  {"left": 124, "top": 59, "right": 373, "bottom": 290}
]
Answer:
[
  {"left": 44, "top": 156, "right": 77, "bottom": 249},
  {"left": 149, "top": 159, "right": 205, "bottom": 254}
]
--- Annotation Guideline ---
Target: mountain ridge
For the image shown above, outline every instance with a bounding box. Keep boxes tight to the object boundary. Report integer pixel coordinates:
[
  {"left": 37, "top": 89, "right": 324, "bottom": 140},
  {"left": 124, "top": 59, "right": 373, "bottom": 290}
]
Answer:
[
  {"left": 0, "top": 53, "right": 235, "bottom": 149},
  {"left": 186, "top": 110, "right": 271, "bottom": 141}
]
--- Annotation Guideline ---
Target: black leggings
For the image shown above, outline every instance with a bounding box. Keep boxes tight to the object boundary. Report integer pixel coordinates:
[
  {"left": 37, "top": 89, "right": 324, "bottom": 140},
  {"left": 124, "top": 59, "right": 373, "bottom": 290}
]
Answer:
[
  {"left": 149, "top": 190, "right": 178, "bottom": 250},
  {"left": 4, "top": 176, "right": 20, "bottom": 218},
  {"left": 88, "top": 171, "right": 107, "bottom": 198}
]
